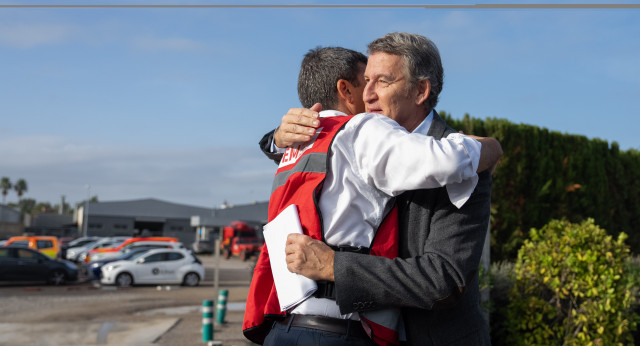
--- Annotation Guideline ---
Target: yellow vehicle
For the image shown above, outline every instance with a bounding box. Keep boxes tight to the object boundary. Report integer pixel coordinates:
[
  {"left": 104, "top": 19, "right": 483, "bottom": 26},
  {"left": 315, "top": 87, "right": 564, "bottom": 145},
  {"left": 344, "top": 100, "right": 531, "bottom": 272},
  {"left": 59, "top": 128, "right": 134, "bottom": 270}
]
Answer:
[{"left": 5, "top": 236, "right": 61, "bottom": 258}]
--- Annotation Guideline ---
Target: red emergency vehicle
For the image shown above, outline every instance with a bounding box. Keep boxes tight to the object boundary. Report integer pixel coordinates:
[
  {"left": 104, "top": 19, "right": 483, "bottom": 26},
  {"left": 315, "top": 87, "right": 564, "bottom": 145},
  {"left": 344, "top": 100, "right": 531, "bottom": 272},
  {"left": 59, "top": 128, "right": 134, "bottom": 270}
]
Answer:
[{"left": 220, "top": 222, "right": 263, "bottom": 261}]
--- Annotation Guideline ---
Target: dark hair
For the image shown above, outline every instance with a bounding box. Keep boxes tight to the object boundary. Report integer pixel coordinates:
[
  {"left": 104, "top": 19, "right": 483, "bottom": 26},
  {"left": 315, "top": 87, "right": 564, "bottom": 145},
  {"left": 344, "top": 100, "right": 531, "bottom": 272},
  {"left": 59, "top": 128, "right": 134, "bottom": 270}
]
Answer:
[
  {"left": 297, "top": 47, "right": 367, "bottom": 109},
  {"left": 368, "top": 32, "right": 443, "bottom": 112}
]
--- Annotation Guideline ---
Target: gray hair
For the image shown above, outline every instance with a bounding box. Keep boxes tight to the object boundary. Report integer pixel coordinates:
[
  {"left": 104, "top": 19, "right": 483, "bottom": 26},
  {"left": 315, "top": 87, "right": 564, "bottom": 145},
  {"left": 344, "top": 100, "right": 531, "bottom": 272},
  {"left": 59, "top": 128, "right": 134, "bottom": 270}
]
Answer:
[
  {"left": 297, "top": 47, "right": 367, "bottom": 109},
  {"left": 367, "top": 32, "right": 444, "bottom": 112}
]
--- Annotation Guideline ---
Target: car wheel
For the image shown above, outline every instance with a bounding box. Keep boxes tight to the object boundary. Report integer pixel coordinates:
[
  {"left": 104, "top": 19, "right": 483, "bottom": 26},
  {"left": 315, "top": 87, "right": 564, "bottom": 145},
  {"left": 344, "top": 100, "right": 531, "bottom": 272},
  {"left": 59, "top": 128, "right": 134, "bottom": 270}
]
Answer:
[
  {"left": 115, "top": 273, "right": 133, "bottom": 287},
  {"left": 49, "top": 270, "right": 66, "bottom": 286},
  {"left": 241, "top": 250, "right": 249, "bottom": 261},
  {"left": 182, "top": 272, "right": 200, "bottom": 287}
]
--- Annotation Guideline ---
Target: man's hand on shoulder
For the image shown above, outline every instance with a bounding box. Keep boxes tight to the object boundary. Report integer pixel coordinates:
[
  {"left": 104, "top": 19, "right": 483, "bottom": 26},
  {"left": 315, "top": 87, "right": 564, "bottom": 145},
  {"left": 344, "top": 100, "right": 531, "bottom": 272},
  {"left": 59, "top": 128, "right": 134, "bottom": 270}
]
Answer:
[
  {"left": 471, "top": 136, "right": 503, "bottom": 174},
  {"left": 285, "top": 233, "right": 335, "bottom": 281},
  {"left": 274, "top": 103, "right": 322, "bottom": 148}
]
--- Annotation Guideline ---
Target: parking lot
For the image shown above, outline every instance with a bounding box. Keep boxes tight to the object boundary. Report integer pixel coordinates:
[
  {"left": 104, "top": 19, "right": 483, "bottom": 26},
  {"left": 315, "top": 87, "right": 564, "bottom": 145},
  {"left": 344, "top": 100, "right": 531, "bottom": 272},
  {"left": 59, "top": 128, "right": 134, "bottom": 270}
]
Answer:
[{"left": 0, "top": 255, "right": 258, "bottom": 345}]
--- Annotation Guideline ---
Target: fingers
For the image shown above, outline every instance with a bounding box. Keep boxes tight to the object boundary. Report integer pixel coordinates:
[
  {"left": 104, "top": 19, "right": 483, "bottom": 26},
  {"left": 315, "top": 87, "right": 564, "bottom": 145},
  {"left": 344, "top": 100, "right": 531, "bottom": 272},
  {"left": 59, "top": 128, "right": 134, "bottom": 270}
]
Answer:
[
  {"left": 476, "top": 137, "right": 503, "bottom": 173},
  {"left": 285, "top": 233, "right": 307, "bottom": 247},
  {"left": 283, "top": 234, "right": 335, "bottom": 280},
  {"left": 273, "top": 107, "right": 321, "bottom": 148},
  {"left": 285, "top": 234, "right": 305, "bottom": 274},
  {"left": 310, "top": 103, "right": 322, "bottom": 112},
  {"left": 284, "top": 108, "right": 320, "bottom": 129},
  {"left": 285, "top": 233, "right": 303, "bottom": 256},
  {"left": 285, "top": 234, "right": 312, "bottom": 261},
  {"left": 489, "top": 139, "right": 503, "bottom": 175},
  {"left": 490, "top": 158, "right": 501, "bottom": 175},
  {"left": 286, "top": 233, "right": 304, "bottom": 243}
]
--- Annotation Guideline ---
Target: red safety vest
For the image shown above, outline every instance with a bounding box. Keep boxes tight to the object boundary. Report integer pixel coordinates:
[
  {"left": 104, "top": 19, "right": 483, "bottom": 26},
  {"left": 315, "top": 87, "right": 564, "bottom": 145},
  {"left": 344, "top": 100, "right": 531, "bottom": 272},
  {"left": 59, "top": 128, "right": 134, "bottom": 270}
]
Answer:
[{"left": 243, "top": 115, "right": 401, "bottom": 345}]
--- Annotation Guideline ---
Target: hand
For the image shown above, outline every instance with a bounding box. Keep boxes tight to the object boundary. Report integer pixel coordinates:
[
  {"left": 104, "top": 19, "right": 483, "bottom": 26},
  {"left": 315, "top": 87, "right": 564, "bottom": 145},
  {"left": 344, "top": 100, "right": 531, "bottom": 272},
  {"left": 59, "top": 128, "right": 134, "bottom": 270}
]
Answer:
[
  {"left": 274, "top": 103, "right": 322, "bottom": 148},
  {"left": 473, "top": 136, "right": 503, "bottom": 174},
  {"left": 285, "top": 233, "right": 335, "bottom": 281}
]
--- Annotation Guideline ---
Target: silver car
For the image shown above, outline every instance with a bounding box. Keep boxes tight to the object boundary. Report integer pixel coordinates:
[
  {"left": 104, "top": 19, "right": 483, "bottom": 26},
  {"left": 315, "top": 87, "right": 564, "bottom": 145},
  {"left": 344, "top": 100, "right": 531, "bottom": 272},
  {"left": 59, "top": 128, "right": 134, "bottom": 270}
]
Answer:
[
  {"left": 100, "top": 249, "right": 204, "bottom": 287},
  {"left": 68, "top": 237, "right": 130, "bottom": 262}
]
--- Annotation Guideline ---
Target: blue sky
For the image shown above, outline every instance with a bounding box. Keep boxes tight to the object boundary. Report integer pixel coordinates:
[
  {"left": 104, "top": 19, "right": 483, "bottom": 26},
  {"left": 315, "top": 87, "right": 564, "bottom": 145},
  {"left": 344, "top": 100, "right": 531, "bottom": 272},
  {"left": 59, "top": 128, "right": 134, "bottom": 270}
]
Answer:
[{"left": 1, "top": 1, "right": 638, "bottom": 208}]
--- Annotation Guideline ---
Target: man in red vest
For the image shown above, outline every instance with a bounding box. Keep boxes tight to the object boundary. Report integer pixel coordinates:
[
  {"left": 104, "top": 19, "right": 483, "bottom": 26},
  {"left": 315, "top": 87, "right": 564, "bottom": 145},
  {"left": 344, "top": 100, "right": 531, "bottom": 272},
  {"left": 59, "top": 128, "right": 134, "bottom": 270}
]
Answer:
[{"left": 250, "top": 40, "right": 501, "bottom": 345}]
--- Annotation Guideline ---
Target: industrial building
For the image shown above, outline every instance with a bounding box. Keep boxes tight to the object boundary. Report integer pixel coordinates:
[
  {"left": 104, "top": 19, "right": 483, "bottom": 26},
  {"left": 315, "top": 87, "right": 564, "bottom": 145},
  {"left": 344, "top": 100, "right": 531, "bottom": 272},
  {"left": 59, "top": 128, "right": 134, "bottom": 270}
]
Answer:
[
  {"left": 0, "top": 204, "right": 23, "bottom": 239},
  {"left": 76, "top": 198, "right": 268, "bottom": 247}
]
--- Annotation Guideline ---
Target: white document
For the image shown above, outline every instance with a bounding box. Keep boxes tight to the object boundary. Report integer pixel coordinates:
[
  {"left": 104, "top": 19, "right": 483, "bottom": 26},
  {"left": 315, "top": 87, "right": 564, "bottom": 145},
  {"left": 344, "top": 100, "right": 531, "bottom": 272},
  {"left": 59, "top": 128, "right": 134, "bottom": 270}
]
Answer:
[{"left": 263, "top": 204, "right": 318, "bottom": 311}]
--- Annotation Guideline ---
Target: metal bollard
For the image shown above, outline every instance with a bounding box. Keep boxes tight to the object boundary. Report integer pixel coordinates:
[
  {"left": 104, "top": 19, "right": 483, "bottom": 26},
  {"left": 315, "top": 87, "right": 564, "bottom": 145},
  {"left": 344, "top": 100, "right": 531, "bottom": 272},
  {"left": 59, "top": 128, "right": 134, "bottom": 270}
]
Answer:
[
  {"left": 202, "top": 300, "right": 214, "bottom": 342},
  {"left": 216, "top": 289, "right": 228, "bottom": 324}
]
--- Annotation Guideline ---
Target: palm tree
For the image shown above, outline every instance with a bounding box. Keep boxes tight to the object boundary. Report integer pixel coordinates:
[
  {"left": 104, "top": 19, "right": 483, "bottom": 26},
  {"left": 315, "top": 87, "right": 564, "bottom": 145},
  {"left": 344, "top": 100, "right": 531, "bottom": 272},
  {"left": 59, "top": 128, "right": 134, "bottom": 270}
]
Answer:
[
  {"left": 13, "top": 179, "right": 27, "bottom": 201},
  {"left": 0, "top": 177, "right": 11, "bottom": 204}
]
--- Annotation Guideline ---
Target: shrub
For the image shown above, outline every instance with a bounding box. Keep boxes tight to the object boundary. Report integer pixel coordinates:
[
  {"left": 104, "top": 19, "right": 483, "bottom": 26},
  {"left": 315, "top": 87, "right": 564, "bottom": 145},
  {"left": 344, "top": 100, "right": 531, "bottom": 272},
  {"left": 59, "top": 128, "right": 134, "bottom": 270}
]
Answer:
[
  {"left": 628, "top": 255, "right": 640, "bottom": 343},
  {"left": 506, "top": 219, "right": 637, "bottom": 345},
  {"left": 489, "top": 261, "right": 515, "bottom": 345}
]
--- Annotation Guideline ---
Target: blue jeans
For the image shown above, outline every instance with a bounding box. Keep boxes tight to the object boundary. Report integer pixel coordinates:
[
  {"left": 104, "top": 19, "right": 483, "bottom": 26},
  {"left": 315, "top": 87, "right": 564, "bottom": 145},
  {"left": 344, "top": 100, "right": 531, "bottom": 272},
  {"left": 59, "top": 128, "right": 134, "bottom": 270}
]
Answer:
[{"left": 263, "top": 319, "right": 377, "bottom": 346}]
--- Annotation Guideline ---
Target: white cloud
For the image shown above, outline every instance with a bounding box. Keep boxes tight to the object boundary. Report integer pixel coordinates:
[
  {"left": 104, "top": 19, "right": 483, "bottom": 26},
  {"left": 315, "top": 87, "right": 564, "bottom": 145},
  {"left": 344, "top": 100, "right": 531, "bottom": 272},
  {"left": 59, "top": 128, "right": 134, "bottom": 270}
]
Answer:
[
  {"left": 0, "top": 135, "right": 276, "bottom": 207},
  {"left": 0, "top": 15, "right": 207, "bottom": 53},
  {"left": 0, "top": 23, "right": 75, "bottom": 48}
]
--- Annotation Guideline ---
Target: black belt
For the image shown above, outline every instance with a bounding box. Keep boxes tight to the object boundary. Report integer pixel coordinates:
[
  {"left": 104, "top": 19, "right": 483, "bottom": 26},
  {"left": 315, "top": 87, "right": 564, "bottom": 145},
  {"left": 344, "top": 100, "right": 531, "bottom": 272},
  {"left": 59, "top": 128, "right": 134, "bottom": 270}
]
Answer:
[{"left": 276, "top": 314, "right": 369, "bottom": 339}]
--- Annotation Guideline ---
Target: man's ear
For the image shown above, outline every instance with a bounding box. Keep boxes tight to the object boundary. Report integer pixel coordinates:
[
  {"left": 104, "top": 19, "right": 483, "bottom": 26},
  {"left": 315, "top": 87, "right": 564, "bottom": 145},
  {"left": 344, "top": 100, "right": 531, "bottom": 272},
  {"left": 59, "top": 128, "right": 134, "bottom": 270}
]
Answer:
[
  {"left": 415, "top": 79, "right": 431, "bottom": 106},
  {"left": 336, "top": 79, "right": 352, "bottom": 103}
]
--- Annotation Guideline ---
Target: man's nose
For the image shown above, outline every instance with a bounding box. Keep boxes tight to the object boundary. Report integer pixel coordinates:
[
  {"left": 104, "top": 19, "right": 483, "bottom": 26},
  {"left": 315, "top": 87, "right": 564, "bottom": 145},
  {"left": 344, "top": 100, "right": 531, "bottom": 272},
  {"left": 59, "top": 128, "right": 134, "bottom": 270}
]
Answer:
[{"left": 363, "top": 81, "right": 376, "bottom": 103}]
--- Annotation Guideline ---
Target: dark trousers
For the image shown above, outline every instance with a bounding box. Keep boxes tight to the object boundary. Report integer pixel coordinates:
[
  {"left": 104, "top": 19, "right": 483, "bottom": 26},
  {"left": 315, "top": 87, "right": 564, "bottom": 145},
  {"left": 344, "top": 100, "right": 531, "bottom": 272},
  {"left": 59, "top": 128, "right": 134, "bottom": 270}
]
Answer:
[{"left": 263, "top": 318, "right": 377, "bottom": 346}]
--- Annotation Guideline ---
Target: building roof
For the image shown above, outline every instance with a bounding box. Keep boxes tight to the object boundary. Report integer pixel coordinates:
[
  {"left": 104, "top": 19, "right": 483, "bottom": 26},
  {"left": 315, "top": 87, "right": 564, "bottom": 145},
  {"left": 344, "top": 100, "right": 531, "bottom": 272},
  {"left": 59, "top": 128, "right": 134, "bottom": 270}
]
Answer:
[
  {"left": 86, "top": 198, "right": 268, "bottom": 226},
  {"left": 33, "top": 213, "right": 74, "bottom": 228},
  {"left": 87, "top": 198, "right": 213, "bottom": 219},
  {"left": 205, "top": 202, "right": 269, "bottom": 226},
  {"left": 0, "top": 205, "right": 21, "bottom": 223}
]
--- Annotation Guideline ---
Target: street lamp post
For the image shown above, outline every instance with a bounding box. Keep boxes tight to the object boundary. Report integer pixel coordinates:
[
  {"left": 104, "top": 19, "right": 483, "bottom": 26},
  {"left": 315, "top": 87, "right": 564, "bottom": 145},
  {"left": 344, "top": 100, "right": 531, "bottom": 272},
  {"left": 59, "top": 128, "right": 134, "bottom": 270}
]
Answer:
[{"left": 83, "top": 185, "right": 91, "bottom": 237}]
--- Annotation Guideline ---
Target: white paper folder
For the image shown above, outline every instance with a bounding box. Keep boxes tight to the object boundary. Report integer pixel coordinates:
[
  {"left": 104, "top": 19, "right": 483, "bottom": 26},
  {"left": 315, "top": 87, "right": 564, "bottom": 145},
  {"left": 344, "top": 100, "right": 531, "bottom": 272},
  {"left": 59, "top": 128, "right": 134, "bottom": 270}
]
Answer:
[{"left": 262, "top": 204, "right": 318, "bottom": 311}]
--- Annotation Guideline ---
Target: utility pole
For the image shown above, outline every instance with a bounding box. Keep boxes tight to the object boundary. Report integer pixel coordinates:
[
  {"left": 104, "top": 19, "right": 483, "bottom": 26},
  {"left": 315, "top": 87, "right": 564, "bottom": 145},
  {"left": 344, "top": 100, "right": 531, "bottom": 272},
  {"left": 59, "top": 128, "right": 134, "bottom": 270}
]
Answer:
[{"left": 84, "top": 185, "right": 91, "bottom": 237}]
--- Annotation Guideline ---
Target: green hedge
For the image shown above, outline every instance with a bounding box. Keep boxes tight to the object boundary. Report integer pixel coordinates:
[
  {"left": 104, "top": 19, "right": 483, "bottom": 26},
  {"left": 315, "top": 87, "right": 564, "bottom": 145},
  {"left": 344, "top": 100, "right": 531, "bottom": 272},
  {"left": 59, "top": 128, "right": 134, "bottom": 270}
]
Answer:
[
  {"left": 442, "top": 112, "right": 640, "bottom": 261},
  {"left": 487, "top": 219, "right": 639, "bottom": 344}
]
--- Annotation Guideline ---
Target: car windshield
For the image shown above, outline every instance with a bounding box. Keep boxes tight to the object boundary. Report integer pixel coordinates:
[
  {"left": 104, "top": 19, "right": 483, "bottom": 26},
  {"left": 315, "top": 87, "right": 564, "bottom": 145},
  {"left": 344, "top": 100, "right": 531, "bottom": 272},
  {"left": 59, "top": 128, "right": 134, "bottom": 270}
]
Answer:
[
  {"left": 17, "top": 248, "right": 44, "bottom": 260},
  {"left": 77, "top": 240, "right": 100, "bottom": 249},
  {"left": 126, "top": 251, "right": 149, "bottom": 261},
  {"left": 110, "top": 240, "right": 128, "bottom": 247},
  {"left": 68, "top": 238, "right": 95, "bottom": 247},
  {"left": 10, "top": 240, "right": 29, "bottom": 247},
  {"left": 36, "top": 240, "right": 53, "bottom": 249}
]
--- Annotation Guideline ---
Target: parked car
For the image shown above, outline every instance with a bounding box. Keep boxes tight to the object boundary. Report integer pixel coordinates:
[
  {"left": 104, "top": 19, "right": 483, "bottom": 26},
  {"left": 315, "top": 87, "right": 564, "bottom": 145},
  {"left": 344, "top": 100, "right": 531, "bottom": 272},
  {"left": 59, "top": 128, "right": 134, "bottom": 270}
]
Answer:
[
  {"left": 100, "top": 249, "right": 204, "bottom": 287},
  {"left": 72, "top": 237, "right": 130, "bottom": 262},
  {"left": 60, "top": 236, "right": 100, "bottom": 259},
  {"left": 58, "top": 237, "right": 75, "bottom": 247},
  {"left": 85, "top": 237, "right": 179, "bottom": 263},
  {"left": 89, "top": 241, "right": 184, "bottom": 262},
  {"left": 64, "top": 236, "right": 100, "bottom": 250},
  {"left": 5, "top": 236, "right": 61, "bottom": 258},
  {"left": 0, "top": 246, "right": 78, "bottom": 285},
  {"left": 192, "top": 240, "right": 215, "bottom": 254},
  {"left": 88, "top": 247, "right": 157, "bottom": 279}
]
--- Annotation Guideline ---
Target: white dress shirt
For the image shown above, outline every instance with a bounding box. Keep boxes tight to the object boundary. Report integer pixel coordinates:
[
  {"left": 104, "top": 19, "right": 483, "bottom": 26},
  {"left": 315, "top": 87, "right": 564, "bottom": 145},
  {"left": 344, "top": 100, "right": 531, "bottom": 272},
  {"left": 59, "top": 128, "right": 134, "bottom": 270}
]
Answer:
[{"left": 275, "top": 110, "right": 481, "bottom": 319}]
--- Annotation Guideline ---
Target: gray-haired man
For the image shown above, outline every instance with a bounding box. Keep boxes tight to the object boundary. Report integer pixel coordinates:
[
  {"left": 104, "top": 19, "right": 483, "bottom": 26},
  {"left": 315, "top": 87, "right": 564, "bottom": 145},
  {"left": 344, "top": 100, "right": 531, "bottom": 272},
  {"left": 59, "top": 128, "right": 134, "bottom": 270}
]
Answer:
[{"left": 257, "top": 33, "right": 497, "bottom": 345}]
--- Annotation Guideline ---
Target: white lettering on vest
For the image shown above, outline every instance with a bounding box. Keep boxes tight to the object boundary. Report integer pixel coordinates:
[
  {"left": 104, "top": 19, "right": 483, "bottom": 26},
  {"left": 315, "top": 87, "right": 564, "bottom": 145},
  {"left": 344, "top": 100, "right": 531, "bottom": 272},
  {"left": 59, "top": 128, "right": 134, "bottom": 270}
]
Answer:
[{"left": 279, "top": 128, "right": 323, "bottom": 168}]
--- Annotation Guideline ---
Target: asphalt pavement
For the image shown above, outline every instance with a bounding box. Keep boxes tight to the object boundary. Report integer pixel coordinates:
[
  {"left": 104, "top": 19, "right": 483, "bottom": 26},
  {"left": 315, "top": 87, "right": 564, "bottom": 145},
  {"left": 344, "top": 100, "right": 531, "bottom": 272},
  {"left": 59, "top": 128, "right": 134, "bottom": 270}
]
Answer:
[
  {"left": 154, "top": 286, "right": 257, "bottom": 346},
  {"left": 0, "top": 254, "right": 259, "bottom": 346}
]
